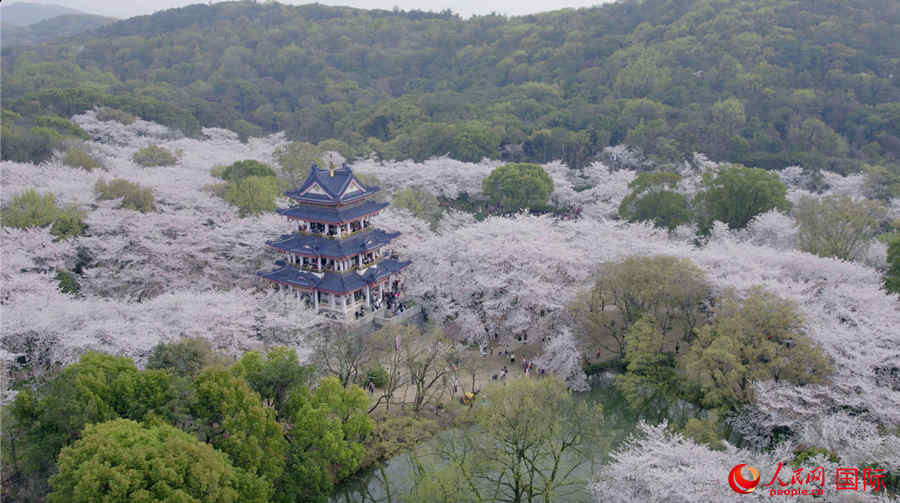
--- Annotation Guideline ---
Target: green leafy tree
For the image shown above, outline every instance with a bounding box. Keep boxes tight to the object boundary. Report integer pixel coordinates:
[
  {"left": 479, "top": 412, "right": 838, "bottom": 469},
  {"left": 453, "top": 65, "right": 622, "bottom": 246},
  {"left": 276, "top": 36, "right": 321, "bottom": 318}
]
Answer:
[
  {"left": 794, "top": 195, "right": 887, "bottom": 261},
  {"left": 884, "top": 235, "right": 900, "bottom": 295},
  {"left": 94, "top": 178, "right": 155, "bottom": 213},
  {"left": 1, "top": 189, "right": 87, "bottom": 239},
  {"left": 393, "top": 185, "right": 443, "bottom": 230},
  {"left": 274, "top": 141, "right": 327, "bottom": 185},
  {"left": 618, "top": 171, "right": 691, "bottom": 230},
  {"left": 482, "top": 162, "right": 554, "bottom": 211},
  {"left": 231, "top": 347, "right": 312, "bottom": 414},
  {"left": 862, "top": 164, "right": 900, "bottom": 201},
  {"left": 678, "top": 287, "right": 833, "bottom": 412},
  {"left": 276, "top": 377, "right": 373, "bottom": 503},
  {"left": 146, "top": 338, "right": 219, "bottom": 377},
  {"left": 132, "top": 144, "right": 177, "bottom": 167},
  {"left": 787, "top": 117, "right": 848, "bottom": 157},
  {"left": 571, "top": 255, "right": 710, "bottom": 359},
  {"left": 614, "top": 50, "right": 672, "bottom": 98},
  {"left": 48, "top": 419, "right": 267, "bottom": 503},
  {"left": 223, "top": 175, "right": 283, "bottom": 216},
  {"left": 190, "top": 369, "right": 287, "bottom": 491},
  {"left": 214, "top": 159, "right": 277, "bottom": 182},
  {"left": 708, "top": 98, "right": 746, "bottom": 156},
  {"left": 616, "top": 316, "right": 678, "bottom": 414},
  {"left": 408, "top": 378, "right": 603, "bottom": 503},
  {"left": 3, "top": 352, "right": 173, "bottom": 500},
  {"left": 697, "top": 164, "right": 790, "bottom": 230}
]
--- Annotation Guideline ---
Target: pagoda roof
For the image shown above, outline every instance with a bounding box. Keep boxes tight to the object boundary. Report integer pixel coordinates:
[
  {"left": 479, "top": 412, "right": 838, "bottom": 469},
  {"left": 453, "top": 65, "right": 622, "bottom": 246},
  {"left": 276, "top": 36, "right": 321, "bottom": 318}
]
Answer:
[
  {"left": 258, "top": 258, "right": 412, "bottom": 294},
  {"left": 266, "top": 228, "right": 400, "bottom": 258},
  {"left": 277, "top": 200, "right": 389, "bottom": 224},
  {"left": 285, "top": 164, "right": 379, "bottom": 205}
]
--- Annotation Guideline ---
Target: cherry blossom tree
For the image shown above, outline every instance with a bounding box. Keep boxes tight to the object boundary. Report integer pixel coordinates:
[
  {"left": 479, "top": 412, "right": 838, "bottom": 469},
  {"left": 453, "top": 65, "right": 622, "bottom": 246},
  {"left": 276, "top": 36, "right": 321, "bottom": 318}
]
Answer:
[
  {"left": 534, "top": 328, "right": 588, "bottom": 391},
  {"left": 592, "top": 421, "right": 879, "bottom": 503}
]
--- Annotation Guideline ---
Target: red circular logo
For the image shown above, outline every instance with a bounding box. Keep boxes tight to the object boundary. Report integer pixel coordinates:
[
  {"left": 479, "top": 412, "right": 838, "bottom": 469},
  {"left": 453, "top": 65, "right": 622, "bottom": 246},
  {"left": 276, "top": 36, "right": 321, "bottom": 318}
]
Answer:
[{"left": 729, "top": 464, "right": 760, "bottom": 494}]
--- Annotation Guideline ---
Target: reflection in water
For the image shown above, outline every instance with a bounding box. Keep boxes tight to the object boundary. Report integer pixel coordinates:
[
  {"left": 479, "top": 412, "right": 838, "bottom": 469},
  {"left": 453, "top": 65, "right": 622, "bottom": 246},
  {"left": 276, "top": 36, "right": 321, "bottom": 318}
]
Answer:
[{"left": 331, "top": 380, "right": 638, "bottom": 503}]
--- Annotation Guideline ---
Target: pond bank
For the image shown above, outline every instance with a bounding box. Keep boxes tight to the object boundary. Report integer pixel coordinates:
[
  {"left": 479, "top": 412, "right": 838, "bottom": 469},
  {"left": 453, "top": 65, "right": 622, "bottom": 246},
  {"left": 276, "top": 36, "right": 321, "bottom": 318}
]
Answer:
[{"left": 330, "top": 379, "right": 639, "bottom": 503}]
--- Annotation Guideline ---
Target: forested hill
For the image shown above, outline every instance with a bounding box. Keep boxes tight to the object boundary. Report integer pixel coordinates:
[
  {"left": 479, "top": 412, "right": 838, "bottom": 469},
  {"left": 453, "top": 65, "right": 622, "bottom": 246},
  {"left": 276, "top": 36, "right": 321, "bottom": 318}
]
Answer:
[
  {"left": 3, "top": 0, "right": 899, "bottom": 174},
  {"left": 1, "top": 14, "right": 117, "bottom": 47},
  {"left": 0, "top": 2, "right": 89, "bottom": 26}
]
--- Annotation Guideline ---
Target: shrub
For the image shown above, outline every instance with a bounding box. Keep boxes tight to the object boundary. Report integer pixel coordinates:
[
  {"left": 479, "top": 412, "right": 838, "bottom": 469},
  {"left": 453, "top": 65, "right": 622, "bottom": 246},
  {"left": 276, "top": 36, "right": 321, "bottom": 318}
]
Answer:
[
  {"left": 132, "top": 144, "right": 177, "bottom": 167},
  {"left": 1, "top": 189, "right": 87, "bottom": 239},
  {"left": 48, "top": 211, "right": 88, "bottom": 240},
  {"left": 792, "top": 446, "right": 840, "bottom": 468},
  {"left": 95, "top": 106, "right": 135, "bottom": 124},
  {"left": 94, "top": 179, "right": 155, "bottom": 213},
  {"left": 55, "top": 270, "right": 80, "bottom": 295},
  {"left": 365, "top": 366, "right": 389, "bottom": 388},
  {"left": 61, "top": 147, "right": 102, "bottom": 171}
]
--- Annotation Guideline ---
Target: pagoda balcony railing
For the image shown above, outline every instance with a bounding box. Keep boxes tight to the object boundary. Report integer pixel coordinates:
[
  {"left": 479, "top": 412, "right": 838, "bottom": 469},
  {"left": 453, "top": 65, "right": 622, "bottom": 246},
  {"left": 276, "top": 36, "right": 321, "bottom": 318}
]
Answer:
[
  {"left": 296, "top": 223, "right": 375, "bottom": 240},
  {"left": 291, "top": 256, "right": 384, "bottom": 273}
]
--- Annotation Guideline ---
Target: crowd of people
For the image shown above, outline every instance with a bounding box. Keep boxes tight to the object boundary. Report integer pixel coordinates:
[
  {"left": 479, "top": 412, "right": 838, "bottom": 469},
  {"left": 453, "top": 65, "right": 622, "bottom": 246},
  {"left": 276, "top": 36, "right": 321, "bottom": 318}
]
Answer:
[{"left": 487, "top": 339, "right": 546, "bottom": 382}]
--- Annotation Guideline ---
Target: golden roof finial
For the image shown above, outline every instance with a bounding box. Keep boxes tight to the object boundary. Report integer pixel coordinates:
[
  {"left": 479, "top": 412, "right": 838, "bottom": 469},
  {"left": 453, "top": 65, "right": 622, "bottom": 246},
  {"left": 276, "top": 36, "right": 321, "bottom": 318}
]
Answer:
[{"left": 329, "top": 161, "right": 335, "bottom": 177}]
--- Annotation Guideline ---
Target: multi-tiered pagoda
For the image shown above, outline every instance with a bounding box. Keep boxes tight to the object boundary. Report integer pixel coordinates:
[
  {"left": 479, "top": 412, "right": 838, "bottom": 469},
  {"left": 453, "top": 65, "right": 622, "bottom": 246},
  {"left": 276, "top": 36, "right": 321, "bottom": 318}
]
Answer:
[{"left": 258, "top": 163, "right": 410, "bottom": 320}]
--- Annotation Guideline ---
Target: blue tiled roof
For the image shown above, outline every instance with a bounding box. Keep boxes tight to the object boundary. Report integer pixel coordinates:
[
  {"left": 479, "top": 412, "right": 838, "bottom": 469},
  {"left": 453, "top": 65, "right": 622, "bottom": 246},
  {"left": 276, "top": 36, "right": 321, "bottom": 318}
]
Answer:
[
  {"left": 277, "top": 200, "right": 389, "bottom": 224},
  {"left": 258, "top": 258, "right": 411, "bottom": 294},
  {"left": 285, "top": 164, "right": 379, "bottom": 205},
  {"left": 257, "top": 267, "right": 321, "bottom": 290},
  {"left": 316, "top": 271, "right": 368, "bottom": 293},
  {"left": 360, "top": 258, "right": 412, "bottom": 284},
  {"left": 266, "top": 228, "right": 400, "bottom": 258}
]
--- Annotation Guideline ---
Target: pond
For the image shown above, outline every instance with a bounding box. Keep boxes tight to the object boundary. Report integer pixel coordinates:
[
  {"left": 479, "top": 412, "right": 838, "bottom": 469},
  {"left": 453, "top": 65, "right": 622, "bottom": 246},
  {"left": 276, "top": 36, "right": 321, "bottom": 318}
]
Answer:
[{"left": 330, "top": 379, "right": 640, "bottom": 503}]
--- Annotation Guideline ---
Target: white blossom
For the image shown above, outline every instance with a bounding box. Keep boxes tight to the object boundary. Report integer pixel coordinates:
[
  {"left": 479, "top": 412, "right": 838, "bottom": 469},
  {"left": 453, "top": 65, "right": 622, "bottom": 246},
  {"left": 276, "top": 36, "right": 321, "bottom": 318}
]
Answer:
[{"left": 534, "top": 328, "right": 588, "bottom": 391}]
